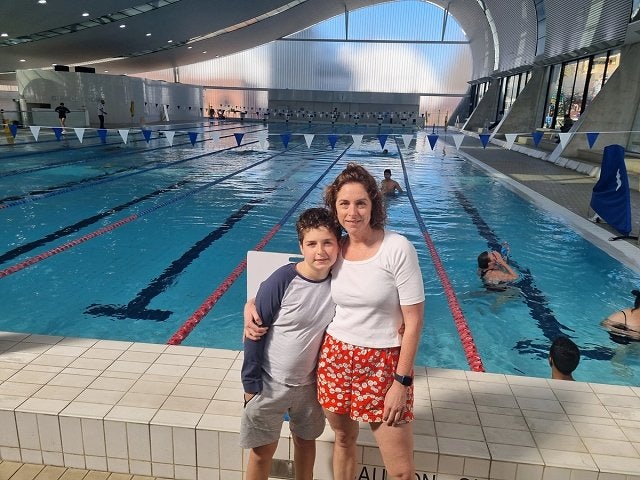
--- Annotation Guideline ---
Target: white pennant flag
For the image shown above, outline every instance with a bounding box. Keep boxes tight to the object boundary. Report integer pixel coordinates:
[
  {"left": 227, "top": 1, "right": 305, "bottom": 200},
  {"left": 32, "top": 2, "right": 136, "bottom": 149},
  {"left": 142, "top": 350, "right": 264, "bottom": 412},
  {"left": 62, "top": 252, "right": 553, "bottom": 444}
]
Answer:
[
  {"left": 452, "top": 134, "right": 464, "bottom": 150},
  {"left": 259, "top": 140, "right": 269, "bottom": 150},
  {"left": 558, "top": 132, "right": 573, "bottom": 149},
  {"left": 118, "top": 129, "right": 129, "bottom": 144},
  {"left": 304, "top": 134, "right": 314, "bottom": 148},
  {"left": 351, "top": 134, "right": 363, "bottom": 149},
  {"left": 402, "top": 134, "right": 413, "bottom": 148},
  {"left": 29, "top": 126, "right": 41, "bottom": 141},
  {"left": 164, "top": 130, "right": 175, "bottom": 146},
  {"left": 257, "top": 130, "right": 268, "bottom": 141},
  {"left": 211, "top": 132, "right": 220, "bottom": 144},
  {"left": 74, "top": 128, "right": 85, "bottom": 143},
  {"left": 504, "top": 133, "right": 518, "bottom": 150}
]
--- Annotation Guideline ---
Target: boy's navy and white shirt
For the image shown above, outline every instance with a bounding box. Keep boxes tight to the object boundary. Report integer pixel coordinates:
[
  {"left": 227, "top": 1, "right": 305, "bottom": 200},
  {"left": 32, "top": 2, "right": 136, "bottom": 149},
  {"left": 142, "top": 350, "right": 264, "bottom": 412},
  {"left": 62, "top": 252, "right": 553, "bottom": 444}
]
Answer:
[{"left": 241, "top": 263, "right": 335, "bottom": 394}]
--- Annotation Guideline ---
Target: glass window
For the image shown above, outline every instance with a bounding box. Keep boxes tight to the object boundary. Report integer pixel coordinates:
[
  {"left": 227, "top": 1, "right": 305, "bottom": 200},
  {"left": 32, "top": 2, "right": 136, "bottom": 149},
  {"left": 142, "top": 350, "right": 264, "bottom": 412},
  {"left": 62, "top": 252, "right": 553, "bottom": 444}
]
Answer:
[{"left": 544, "top": 65, "right": 560, "bottom": 128}]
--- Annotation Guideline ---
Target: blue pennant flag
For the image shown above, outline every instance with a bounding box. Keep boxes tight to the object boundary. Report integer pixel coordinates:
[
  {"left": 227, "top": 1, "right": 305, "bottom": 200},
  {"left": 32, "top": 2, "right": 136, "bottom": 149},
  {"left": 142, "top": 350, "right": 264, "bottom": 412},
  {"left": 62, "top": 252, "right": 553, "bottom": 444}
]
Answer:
[
  {"left": 427, "top": 134, "right": 439, "bottom": 151},
  {"left": 97, "top": 129, "right": 107, "bottom": 143},
  {"left": 479, "top": 134, "right": 491, "bottom": 149},
  {"left": 234, "top": 133, "right": 244, "bottom": 146},
  {"left": 328, "top": 134, "right": 338, "bottom": 149},
  {"left": 52, "top": 127, "right": 63, "bottom": 140},
  {"left": 532, "top": 131, "right": 544, "bottom": 147},
  {"left": 142, "top": 129, "right": 152, "bottom": 143},
  {"left": 378, "top": 134, "right": 387, "bottom": 149},
  {"left": 586, "top": 132, "right": 599, "bottom": 149},
  {"left": 188, "top": 131, "right": 198, "bottom": 146},
  {"left": 590, "top": 144, "right": 631, "bottom": 236},
  {"left": 8, "top": 124, "right": 18, "bottom": 138},
  {"left": 280, "top": 133, "right": 291, "bottom": 148}
]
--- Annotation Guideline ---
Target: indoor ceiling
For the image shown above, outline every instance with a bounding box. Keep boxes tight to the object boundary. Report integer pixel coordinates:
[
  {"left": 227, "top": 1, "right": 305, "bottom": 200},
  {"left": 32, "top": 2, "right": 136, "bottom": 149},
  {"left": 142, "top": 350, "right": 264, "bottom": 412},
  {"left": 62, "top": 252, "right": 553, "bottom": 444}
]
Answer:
[{"left": 0, "top": 0, "right": 402, "bottom": 78}]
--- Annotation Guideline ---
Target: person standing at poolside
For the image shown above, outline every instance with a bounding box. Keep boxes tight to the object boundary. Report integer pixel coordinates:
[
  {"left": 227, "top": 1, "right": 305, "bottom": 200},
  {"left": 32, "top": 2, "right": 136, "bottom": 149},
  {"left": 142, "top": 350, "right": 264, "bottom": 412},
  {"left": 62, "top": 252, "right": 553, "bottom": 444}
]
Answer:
[
  {"left": 54, "top": 102, "right": 70, "bottom": 128},
  {"left": 97, "top": 99, "right": 107, "bottom": 129},
  {"left": 318, "top": 162, "right": 424, "bottom": 480}
]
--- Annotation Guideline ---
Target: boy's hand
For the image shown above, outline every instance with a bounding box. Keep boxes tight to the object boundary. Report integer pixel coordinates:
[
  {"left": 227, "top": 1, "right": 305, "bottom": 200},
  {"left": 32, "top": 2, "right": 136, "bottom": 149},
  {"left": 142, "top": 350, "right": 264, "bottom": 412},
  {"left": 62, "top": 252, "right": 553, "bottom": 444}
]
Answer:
[{"left": 243, "top": 298, "right": 267, "bottom": 340}]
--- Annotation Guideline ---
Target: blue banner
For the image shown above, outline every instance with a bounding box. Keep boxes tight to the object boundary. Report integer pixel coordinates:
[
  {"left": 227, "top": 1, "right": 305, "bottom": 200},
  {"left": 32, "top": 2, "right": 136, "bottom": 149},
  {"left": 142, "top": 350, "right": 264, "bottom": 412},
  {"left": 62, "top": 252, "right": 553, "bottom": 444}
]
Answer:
[
  {"left": 427, "top": 134, "right": 438, "bottom": 151},
  {"left": 188, "top": 132, "right": 198, "bottom": 146},
  {"left": 97, "top": 129, "right": 107, "bottom": 143},
  {"left": 234, "top": 133, "right": 244, "bottom": 146},
  {"left": 479, "top": 134, "right": 490, "bottom": 149},
  {"left": 590, "top": 144, "right": 631, "bottom": 236},
  {"left": 8, "top": 124, "right": 18, "bottom": 138},
  {"left": 328, "top": 134, "right": 338, "bottom": 149},
  {"left": 52, "top": 127, "right": 63, "bottom": 140},
  {"left": 586, "top": 132, "right": 599, "bottom": 149},
  {"left": 142, "top": 129, "right": 152, "bottom": 143},
  {"left": 280, "top": 133, "right": 291, "bottom": 148},
  {"left": 378, "top": 134, "right": 387, "bottom": 149}
]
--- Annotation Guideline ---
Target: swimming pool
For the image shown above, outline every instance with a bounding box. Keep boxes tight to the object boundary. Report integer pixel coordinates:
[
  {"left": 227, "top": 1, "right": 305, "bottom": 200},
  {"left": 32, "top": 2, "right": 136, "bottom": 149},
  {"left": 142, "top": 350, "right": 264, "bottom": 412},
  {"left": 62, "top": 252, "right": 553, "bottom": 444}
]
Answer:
[{"left": 2, "top": 121, "right": 640, "bottom": 385}]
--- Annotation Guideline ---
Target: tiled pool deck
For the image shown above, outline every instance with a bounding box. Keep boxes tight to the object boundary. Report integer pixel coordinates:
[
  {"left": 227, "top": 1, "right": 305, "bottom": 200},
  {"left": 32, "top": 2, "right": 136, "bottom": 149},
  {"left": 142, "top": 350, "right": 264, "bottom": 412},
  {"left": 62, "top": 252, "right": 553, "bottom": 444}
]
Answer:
[
  {"left": 2, "top": 135, "right": 640, "bottom": 480},
  {"left": 2, "top": 332, "right": 640, "bottom": 480}
]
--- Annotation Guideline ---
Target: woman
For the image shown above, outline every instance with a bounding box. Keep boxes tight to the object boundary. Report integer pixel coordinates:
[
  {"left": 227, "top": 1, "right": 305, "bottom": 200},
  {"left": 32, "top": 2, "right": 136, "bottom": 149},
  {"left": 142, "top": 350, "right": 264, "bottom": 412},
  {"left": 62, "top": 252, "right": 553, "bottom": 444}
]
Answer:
[
  {"left": 246, "top": 163, "right": 424, "bottom": 480},
  {"left": 602, "top": 290, "right": 640, "bottom": 343},
  {"left": 477, "top": 250, "right": 518, "bottom": 291}
]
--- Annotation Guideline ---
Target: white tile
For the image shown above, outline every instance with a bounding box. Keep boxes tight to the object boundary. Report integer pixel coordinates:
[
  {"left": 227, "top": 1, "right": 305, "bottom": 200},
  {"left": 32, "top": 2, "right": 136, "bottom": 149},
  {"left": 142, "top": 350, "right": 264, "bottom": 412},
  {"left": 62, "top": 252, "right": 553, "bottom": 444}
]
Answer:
[
  {"left": 437, "top": 455, "right": 464, "bottom": 475},
  {"left": 572, "top": 423, "right": 626, "bottom": 440},
  {"left": 526, "top": 417, "right": 577, "bottom": 435},
  {"left": 570, "top": 470, "right": 598, "bottom": 480},
  {"left": 511, "top": 385, "right": 556, "bottom": 400},
  {"left": 435, "top": 421, "right": 484, "bottom": 441},
  {"left": 130, "top": 459, "right": 152, "bottom": 476},
  {"left": 127, "top": 422, "right": 151, "bottom": 461},
  {"left": 105, "top": 420, "right": 128, "bottom": 459},
  {"left": 487, "top": 443, "right": 543, "bottom": 464},
  {"left": 582, "top": 437, "right": 639, "bottom": 457},
  {"left": 152, "top": 410, "right": 202, "bottom": 428},
  {"left": 432, "top": 407, "right": 480, "bottom": 425},
  {"left": 591, "top": 454, "right": 640, "bottom": 475},
  {"left": 490, "top": 461, "right": 518, "bottom": 480},
  {"left": 464, "top": 457, "right": 490, "bottom": 478},
  {"left": 150, "top": 424, "right": 173, "bottom": 463},
  {"left": 37, "top": 414, "right": 62, "bottom": 452},
  {"left": 562, "top": 402, "right": 612, "bottom": 418},
  {"left": 49, "top": 373, "right": 96, "bottom": 388},
  {"left": 85, "top": 455, "right": 108, "bottom": 471},
  {"left": 107, "top": 457, "right": 130, "bottom": 474},
  {"left": 106, "top": 405, "right": 157, "bottom": 423},
  {"left": 41, "top": 450, "right": 64, "bottom": 466},
  {"left": 173, "top": 427, "right": 196, "bottom": 466},
  {"left": 17, "top": 397, "right": 69, "bottom": 415},
  {"left": 516, "top": 463, "right": 544, "bottom": 480},
  {"left": 438, "top": 437, "right": 490, "bottom": 459},
  {"left": 82, "top": 418, "right": 106, "bottom": 456},
  {"left": 152, "top": 462, "right": 174, "bottom": 479},
  {"left": 219, "top": 469, "right": 242, "bottom": 480},
  {"left": 62, "top": 453, "right": 85, "bottom": 469},
  {"left": 89, "top": 376, "right": 136, "bottom": 392},
  {"left": 196, "top": 430, "right": 220, "bottom": 469},
  {"left": 197, "top": 467, "right": 220, "bottom": 480},
  {"left": 0, "top": 410, "right": 19, "bottom": 447},
  {"left": 174, "top": 465, "right": 197, "bottom": 480},
  {"left": 130, "top": 380, "right": 176, "bottom": 395},
  {"left": 0, "top": 446, "right": 22, "bottom": 462},
  {"left": 539, "top": 449, "right": 597, "bottom": 470},
  {"left": 542, "top": 466, "right": 572, "bottom": 480},
  {"left": 75, "top": 389, "right": 124, "bottom": 405},
  {"left": 479, "top": 412, "right": 528, "bottom": 430},
  {"left": 59, "top": 416, "right": 84, "bottom": 454},
  {"left": 219, "top": 432, "right": 242, "bottom": 470},
  {"left": 118, "top": 351, "right": 161, "bottom": 363},
  {"left": 483, "top": 427, "right": 535, "bottom": 447},
  {"left": 61, "top": 401, "right": 112, "bottom": 419},
  {"left": 473, "top": 392, "right": 519, "bottom": 409},
  {"left": 16, "top": 411, "right": 40, "bottom": 450},
  {"left": 516, "top": 397, "right": 563, "bottom": 413},
  {"left": 20, "top": 448, "right": 43, "bottom": 464},
  {"left": 533, "top": 432, "right": 588, "bottom": 452},
  {"left": 33, "top": 385, "right": 82, "bottom": 401}
]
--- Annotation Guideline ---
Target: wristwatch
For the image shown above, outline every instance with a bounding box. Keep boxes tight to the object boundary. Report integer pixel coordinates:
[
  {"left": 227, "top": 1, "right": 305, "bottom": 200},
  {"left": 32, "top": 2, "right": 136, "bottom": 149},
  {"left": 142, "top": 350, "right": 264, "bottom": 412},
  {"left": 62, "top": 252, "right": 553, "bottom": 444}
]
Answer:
[{"left": 393, "top": 373, "right": 413, "bottom": 386}]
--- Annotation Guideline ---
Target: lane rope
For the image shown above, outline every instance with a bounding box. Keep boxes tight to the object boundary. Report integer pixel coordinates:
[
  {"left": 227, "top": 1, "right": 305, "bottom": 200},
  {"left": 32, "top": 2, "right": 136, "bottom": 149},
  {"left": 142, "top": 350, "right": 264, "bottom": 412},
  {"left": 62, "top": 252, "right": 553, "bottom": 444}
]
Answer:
[
  {"left": 0, "top": 144, "right": 293, "bottom": 279},
  {"left": 395, "top": 139, "right": 485, "bottom": 372},
  {"left": 167, "top": 145, "right": 352, "bottom": 345}
]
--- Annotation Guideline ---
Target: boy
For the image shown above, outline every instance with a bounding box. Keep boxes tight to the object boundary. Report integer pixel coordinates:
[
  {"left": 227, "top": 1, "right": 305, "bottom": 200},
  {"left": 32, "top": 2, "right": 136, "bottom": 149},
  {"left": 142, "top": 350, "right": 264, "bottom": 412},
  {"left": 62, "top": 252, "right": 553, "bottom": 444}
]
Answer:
[
  {"left": 549, "top": 336, "right": 580, "bottom": 381},
  {"left": 380, "top": 168, "right": 404, "bottom": 194},
  {"left": 241, "top": 207, "right": 341, "bottom": 480}
]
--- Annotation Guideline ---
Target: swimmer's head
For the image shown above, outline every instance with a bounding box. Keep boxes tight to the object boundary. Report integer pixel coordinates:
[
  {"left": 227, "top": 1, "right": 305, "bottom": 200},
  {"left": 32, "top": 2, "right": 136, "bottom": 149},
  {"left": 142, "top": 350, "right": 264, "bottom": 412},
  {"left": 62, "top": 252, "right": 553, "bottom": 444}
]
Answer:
[{"left": 632, "top": 289, "right": 640, "bottom": 310}]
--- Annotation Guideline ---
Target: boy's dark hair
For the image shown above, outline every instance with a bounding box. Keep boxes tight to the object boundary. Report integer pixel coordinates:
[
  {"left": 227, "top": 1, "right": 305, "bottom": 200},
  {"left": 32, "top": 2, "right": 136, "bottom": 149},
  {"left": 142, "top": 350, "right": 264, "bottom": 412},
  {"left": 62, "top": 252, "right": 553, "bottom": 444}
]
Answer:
[
  {"left": 296, "top": 207, "right": 342, "bottom": 244},
  {"left": 384, "top": 169, "right": 391, "bottom": 175},
  {"left": 324, "top": 162, "right": 387, "bottom": 229},
  {"left": 632, "top": 289, "right": 640, "bottom": 310},
  {"left": 549, "top": 337, "right": 580, "bottom": 375},
  {"left": 477, "top": 251, "right": 490, "bottom": 269}
]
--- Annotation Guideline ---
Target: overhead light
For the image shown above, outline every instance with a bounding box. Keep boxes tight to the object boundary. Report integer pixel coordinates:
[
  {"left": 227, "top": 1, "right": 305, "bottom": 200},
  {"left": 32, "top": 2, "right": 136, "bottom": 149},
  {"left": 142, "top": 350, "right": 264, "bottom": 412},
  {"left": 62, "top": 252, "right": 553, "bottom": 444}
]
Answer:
[
  {"left": 82, "top": 12, "right": 89, "bottom": 17},
  {"left": 119, "top": 24, "right": 126, "bottom": 28},
  {"left": 146, "top": 33, "right": 151, "bottom": 36},
  {"left": 187, "top": 46, "right": 192, "bottom": 49},
  {"left": 38, "top": 0, "right": 46, "bottom": 4},
  {"left": 104, "top": 70, "right": 109, "bottom": 73},
  {"left": 202, "top": 51, "right": 207, "bottom": 54},
  {"left": 19, "top": 59, "right": 26, "bottom": 62},
  {"left": 167, "top": 39, "right": 173, "bottom": 43},
  {"left": 1, "top": 33, "right": 8, "bottom": 37}
]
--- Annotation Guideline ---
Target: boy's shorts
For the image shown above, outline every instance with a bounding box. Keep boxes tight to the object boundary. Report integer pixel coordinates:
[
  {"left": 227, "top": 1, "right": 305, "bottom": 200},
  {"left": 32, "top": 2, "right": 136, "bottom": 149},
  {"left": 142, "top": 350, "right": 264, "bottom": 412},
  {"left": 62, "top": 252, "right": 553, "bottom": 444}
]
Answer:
[
  {"left": 240, "top": 374, "right": 326, "bottom": 449},
  {"left": 317, "top": 333, "right": 414, "bottom": 423}
]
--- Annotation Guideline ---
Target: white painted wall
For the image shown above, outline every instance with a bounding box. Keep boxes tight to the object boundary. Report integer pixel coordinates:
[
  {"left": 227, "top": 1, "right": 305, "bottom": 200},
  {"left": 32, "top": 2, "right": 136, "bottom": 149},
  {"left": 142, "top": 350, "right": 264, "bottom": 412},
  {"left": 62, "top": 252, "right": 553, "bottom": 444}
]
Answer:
[{"left": 16, "top": 70, "right": 203, "bottom": 127}]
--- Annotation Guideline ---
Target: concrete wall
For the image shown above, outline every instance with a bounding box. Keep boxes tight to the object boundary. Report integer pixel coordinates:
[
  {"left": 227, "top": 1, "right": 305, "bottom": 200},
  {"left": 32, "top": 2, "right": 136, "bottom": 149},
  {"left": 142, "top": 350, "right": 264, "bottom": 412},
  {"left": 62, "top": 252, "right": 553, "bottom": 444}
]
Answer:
[
  {"left": 16, "top": 70, "right": 204, "bottom": 127},
  {"left": 496, "top": 67, "right": 549, "bottom": 136},
  {"left": 462, "top": 81, "right": 500, "bottom": 132}
]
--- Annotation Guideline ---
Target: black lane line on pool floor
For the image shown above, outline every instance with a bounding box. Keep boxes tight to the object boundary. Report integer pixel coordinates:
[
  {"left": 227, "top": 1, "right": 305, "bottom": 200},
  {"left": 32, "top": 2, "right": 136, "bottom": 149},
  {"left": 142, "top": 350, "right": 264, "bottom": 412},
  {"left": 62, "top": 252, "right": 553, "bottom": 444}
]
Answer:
[
  {"left": 84, "top": 151, "right": 309, "bottom": 321},
  {"left": 452, "top": 188, "right": 615, "bottom": 361}
]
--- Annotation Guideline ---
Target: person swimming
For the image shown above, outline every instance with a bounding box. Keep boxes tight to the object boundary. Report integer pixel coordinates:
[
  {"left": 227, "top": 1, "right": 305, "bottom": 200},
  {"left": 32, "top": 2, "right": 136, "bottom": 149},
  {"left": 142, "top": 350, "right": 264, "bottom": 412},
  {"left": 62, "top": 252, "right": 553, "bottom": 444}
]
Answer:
[
  {"left": 601, "top": 290, "right": 640, "bottom": 344},
  {"left": 477, "top": 250, "right": 518, "bottom": 291}
]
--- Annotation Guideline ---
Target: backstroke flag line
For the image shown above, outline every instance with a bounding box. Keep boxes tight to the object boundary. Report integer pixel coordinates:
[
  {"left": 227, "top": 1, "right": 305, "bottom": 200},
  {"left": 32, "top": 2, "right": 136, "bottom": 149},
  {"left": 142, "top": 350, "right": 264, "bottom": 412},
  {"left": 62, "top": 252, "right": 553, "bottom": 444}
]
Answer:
[{"left": 590, "top": 144, "right": 632, "bottom": 236}]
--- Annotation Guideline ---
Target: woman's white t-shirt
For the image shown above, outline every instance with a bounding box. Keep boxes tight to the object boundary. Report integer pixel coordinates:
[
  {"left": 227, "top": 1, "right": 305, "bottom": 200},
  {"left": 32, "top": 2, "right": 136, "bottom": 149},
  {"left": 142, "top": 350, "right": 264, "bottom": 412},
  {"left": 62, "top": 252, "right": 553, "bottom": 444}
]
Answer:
[{"left": 327, "top": 230, "right": 424, "bottom": 348}]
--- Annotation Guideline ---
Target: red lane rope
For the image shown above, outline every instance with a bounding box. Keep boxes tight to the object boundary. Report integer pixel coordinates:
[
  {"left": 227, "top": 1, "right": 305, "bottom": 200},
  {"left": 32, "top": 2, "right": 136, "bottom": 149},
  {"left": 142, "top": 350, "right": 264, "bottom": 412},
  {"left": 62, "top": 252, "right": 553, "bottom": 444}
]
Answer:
[
  {"left": 0, "top": 215, "right": 139, "bottom": 279},
  {"left": 166, "top": 224, "right": 281, "bottom": 345},
  {"left": 396, "top": 140, "right": 485, "bottom": 372}
]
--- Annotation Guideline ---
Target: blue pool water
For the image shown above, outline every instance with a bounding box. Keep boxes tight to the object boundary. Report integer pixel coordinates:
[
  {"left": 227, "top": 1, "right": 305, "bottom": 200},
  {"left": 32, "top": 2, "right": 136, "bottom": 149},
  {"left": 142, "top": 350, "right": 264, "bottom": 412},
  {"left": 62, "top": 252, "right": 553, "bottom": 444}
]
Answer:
[{"left": 1, "top": 121, "right": 640, "bottom": 385}]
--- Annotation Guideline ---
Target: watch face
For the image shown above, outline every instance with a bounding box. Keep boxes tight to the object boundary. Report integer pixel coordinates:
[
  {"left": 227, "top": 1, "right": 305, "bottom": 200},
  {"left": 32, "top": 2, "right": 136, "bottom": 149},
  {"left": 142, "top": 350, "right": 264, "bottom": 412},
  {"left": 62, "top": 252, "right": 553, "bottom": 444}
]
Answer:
[{"left": 394, "top": 373, "right": 412, "bottom": 386}]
